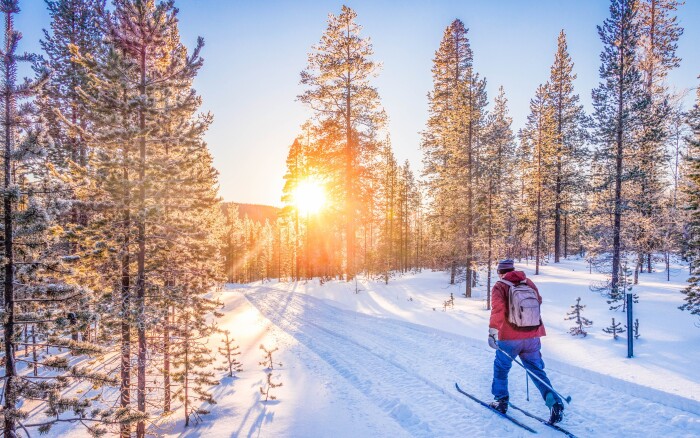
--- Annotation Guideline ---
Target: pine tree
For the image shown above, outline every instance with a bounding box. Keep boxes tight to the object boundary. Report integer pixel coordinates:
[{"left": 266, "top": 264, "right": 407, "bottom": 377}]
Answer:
[
  {"left": 70, "top": 0, "right": 222, "bottom": 434},
  {"left": 681, "top": 80, "right": 700, "bottom": 318},
  {"left": 547, "top": 30, "right": 589, "bottom": 262},
  {"left": 607, "top": 259, "right": 638, "bottom": 311},
  {"left": 260, "top": 372, "right": 282, "bottom": 402},
  {"left": 217, "top": 330, "right": 242, "bottom": 378},
  {"left": 565, "top": 297, "right": 593, "bottom": 336},
  {"left": 591, "top": 0, "right": 646, "bottom": 295},
  {"left": 299, "top": 5, "right": 386, "bottom": 281},
  {"left": 170, "top": 294, "right": 220, "bottom": 427},
  {"left": 0, "top": 1, "right": 117, "bottom": 436},
  {"left": 632, "top": 0, "right": 684, "bottom": 273},
  {"left": 281, "top": 136, "right": 305, "bottom": 281},
  {"left": 259, "top": 344, "right": 282, "bottom": 370},
  {"left": 421, "top": 19, "right": 487, "bottom": 295},
  {"left": 380, "top": 141, "right": 398, "bottom": 284},
  {"left": 521, "top": 84, "right": 556, "bottom": 275},
  {"left": 480, "top": 86, "right": 515, "bottom": 308},
  {"left": 603, "top": 317, "right": 623, "bottom": 339},
  {"left": 41, "top": 0, "right": 105, "bottom": 171}
]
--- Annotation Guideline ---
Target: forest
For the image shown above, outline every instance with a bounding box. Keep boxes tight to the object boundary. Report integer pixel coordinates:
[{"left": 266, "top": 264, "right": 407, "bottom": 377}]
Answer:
[{"left": 0, "top": 0, "right": 697, "bottom": 437}]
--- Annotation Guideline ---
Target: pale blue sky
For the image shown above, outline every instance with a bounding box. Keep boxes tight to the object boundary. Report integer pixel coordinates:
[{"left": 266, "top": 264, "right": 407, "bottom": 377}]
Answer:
[{"left": 15, "top": 0, "right": 700, "bottom": 205}]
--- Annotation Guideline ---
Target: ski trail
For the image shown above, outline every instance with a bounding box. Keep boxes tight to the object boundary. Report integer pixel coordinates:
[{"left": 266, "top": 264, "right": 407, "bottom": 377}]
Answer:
[
  {"left": 247, "top": 288, "right": 700, "bottom": 438},
  {"left": 247, "top": 288, "right": 541, "bottom": 437}
]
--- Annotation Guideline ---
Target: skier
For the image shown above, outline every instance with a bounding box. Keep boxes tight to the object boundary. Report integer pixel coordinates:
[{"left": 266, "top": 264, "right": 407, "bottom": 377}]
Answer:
[{"left": 488, "top": 259, "right": 565, "bottom": 424}]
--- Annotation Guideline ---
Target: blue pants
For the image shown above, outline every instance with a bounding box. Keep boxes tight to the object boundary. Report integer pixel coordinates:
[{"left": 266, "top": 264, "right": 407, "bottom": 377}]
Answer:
[{"left": 492, "top": 338, "right": 561, "bottom": 405}]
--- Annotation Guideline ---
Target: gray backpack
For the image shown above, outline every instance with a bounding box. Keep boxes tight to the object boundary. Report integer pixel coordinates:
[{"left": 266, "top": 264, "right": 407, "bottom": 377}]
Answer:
[{"left": 498, "top": 279, "right": 542, "bottom": 330}]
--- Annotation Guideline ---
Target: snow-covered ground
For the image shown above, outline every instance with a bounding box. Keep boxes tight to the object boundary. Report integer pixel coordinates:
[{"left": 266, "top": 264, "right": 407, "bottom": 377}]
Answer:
[
  {"left": 153, "top": 256, "right": 700, "bottom": 437},
  {"left": 41, "top": 257, "right": 700, "bottom": 436}
]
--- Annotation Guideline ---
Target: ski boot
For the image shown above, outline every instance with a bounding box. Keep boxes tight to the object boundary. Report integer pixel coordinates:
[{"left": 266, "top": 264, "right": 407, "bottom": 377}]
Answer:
[
  {"left": 489, "top": 396, "right": 508, "bottom": 414},
  {"left": 545, "top": 392, "right": 564, "bottom": 424}
]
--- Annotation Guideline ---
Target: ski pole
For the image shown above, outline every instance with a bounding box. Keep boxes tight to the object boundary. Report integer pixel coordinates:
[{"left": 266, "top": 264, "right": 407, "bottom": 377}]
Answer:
[
  {"left": 526, "top": 374, "right": 530, "bottom": 401},
  {"left": 497, "top": 345, "right": 572, "bottom": 404}
]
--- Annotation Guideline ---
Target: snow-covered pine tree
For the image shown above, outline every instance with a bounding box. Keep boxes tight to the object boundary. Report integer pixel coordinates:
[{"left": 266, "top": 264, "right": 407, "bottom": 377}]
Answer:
[
  {"left": 69, "top": 39, "right": 147, "bottom": 434},
  {"left": 222, "top": 203, "right": 245, "bottom": 283},
  {"left": 395, "top": 161, "right": 418, "bottom": 273},
  {"left": 565, "top": 297, "right": 593, "bottom": 336},
  {"left": 299, "top": 5, "right": 386, "bottom": 282},
  {"left": 421, "top": 19, "right": 487, "bottom": 295},
  {"left": 547, "top": 30, "right": 589, "bottom": 262},
  {"left": 520, "top": 84, "right": 556, "bottom": 275},
  {"left": 41, "top": 0, "right": 105, "bottom": 171},
  {"left": 607, "top": 259, "right": 638, "bottom": 311},
  {"left": 681, "top": 79, "right": 700, "bottom": 319},
  {"left": 217, "top": 330, "right": 242, "bottom": 378},
  {"left": 281, "top": 136, "right": 305, "bottom": 281},
  {"left": 480, "top": 86, "right": 515, "bottom": 308},
  {"left": 0, "top": 1, "right": 116, "bottom": 435},
  {"left": 40, "top": 0, "right": 106, "bottom": 260},
  {"left": 591, "top": 0, "right": 646, "bottom": 295},
  {"left": 170, "top": 293, "right": 220, "bottom": 427},
  {"left": 69, "top": 0, "right": 222, "bottom": 434},
  {"left": 631, "top": 0, "right": 684, "bottom": 274},
  {"left": 380, "top": 141, "right": 398, "bottom": 284}
]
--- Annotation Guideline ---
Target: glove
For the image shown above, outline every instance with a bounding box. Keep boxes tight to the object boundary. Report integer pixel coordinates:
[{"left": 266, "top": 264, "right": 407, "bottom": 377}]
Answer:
[{"left": 488, "top": 328, "right": 499, "bottom": 349}]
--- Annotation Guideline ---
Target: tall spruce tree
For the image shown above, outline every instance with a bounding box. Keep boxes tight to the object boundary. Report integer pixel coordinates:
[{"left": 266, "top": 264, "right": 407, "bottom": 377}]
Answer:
[
  {"left": 71, "top": 1, "right": 221, "bottom": 435},
  {"left": 0, "top": 1, "right": 115, "bottom": 436},
  {"left": 521, "top": 84, "right": 556, "bottom": 275},
  {"left": 299, "top": 5, "right": 386, "bottom": 281},
  {"left": 547, "top": 30, "right": 588, "bottom": 262},
  {"left": 682, "top": 80, "right": 700, "bottom": 318},
  {"left": 281, "top": 137, "right": 305, "bottom": 281},
  {"left": 481, "top": 86, "right": 514, "bottom": 308},
  {"left": 422, "top": 19, "right": 487, "bottom": 295},
  {"left": 633, "top": 0, "right": 683, "bottom": 273},
  {"left": 591, "top": 0, "right": 645, "bottom": 293},
  {"left": 41, "top": 0, "right": 105, "bottom": 171}
]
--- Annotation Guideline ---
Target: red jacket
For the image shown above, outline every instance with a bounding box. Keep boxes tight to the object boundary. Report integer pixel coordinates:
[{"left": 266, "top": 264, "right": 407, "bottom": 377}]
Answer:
[{"left": 489, "top": 270, "right": 546, "bottom": 340}]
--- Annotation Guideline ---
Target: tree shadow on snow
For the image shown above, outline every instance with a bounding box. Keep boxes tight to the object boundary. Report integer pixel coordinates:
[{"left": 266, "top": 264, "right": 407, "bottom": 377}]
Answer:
[{"left": 231, "top": 388, "right": 277, "bottom": 438}]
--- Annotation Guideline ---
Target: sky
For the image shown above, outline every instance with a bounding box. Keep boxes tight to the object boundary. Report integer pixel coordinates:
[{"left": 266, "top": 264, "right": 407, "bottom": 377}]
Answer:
[{"left": 14, "top": 0, "right": 700, "bottom": 206}]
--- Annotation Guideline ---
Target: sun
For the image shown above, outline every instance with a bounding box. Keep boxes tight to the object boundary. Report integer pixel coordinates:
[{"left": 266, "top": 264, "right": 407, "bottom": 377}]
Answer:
[{"left": 294, "top": 178, "right": 326, "bottom": 215}]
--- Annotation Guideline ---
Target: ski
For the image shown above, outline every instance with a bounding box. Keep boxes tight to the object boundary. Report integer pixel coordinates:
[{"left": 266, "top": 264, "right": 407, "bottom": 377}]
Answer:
[
  {"left": 454, "top": 383, "right": 537, "bottom": 434},
  {"left": 508, "top": 402, "right": 577, "bottom": 438}
]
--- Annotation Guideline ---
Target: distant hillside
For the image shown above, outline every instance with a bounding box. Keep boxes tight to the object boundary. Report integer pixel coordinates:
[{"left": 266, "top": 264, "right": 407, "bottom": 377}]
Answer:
[{"left": 223, "top": 202, "right": 281, "bottom": 224}]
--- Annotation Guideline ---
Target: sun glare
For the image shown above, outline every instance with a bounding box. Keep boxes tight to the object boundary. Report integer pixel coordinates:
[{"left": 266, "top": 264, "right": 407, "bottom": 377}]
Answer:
[{"left": 294, "top": 179, "right": 326, "bottom": 215}]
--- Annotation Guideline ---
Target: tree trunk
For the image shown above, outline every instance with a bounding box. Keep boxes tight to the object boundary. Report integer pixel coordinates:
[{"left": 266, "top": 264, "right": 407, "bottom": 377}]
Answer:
[
  {"left": 535, "top": 116, "right": 543, "bottom": 275},
  {"left": 120, "top": 196, "right": 131, "bottom": 438},
  {"left": 554, "top": 62, "right": 564, "bottom": 263},
  {"left": 486, "top": 190, "right": 493, "bottom": 310},
  {"left": 345, "top": 21, "right": 355, "bottom": 281},
  {"left": 183, "top": 318, "right": 190, "bottom": 427},
  {"left": 3, "top": 25, "right": 17, "bottom": 433},
  {"left": 136, "top": 47, "right": 148, "bottom": 438},
  {"left": 564, "top": 213, "right": 569, "bottom": 258},
  {"left": 163, "top": 305, "right": 171, "bottom": 412},
  {"left": 611, "top": 6, "right": 627, "bottom": 293}
]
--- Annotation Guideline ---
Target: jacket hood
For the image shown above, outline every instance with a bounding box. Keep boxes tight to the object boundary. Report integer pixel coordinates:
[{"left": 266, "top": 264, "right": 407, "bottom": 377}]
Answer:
[{"left": 502, "top": 270, "right": 527, "bottom": 283}]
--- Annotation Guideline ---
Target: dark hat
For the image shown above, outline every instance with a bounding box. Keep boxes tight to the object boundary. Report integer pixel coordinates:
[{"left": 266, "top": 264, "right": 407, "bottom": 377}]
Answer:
[{"left": 497, "top": 259, "right": 515, "bottom": 271}]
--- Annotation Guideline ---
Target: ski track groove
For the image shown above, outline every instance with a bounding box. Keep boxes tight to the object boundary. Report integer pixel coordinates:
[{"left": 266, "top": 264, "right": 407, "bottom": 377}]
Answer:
[
  {"left": 246, "top": 288, "right": 700, "bottom": 438},
  {"left": 302, "top": 296, "right": 699, "bottom": 437},
  {"left": 248, "top": 289, "right": 537, "bottom": 437}
]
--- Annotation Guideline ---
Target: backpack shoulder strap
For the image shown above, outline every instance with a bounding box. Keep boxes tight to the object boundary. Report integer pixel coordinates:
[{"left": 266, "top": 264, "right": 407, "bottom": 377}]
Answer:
[{"left": 497, "top": 279, "right": 515, "bottom": 287}]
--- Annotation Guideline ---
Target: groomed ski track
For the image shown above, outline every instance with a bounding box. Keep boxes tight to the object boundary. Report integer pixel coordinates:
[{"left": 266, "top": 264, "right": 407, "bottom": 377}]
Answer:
[{"left": 244, "top": 287, "right": 699, "bottom": 438}]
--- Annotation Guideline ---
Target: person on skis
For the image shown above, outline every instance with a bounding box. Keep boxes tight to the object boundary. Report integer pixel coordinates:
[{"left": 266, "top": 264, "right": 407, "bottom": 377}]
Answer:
[{"left": 488, "top": 259, "right": 565, "bottom": 424}]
